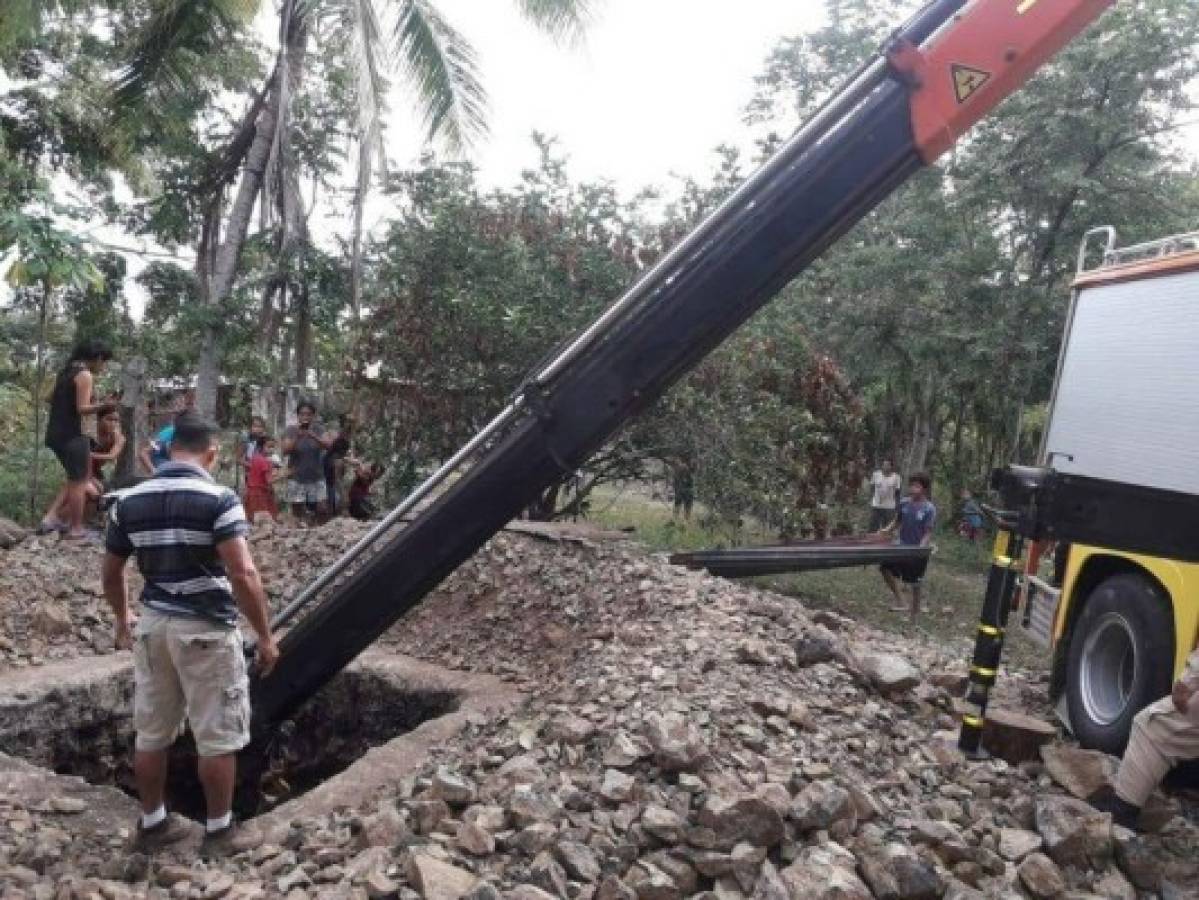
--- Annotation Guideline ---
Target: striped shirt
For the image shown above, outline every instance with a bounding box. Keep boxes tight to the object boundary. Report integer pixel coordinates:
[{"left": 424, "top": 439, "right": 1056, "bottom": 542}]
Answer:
[{"left": 106, "top": 461, "right": 249, "bottom": 626}]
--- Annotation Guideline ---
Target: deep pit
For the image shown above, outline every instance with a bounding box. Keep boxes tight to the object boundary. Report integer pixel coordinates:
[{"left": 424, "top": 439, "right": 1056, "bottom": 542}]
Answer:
[{"left": 0, "top": 661, "right": 459, "bottom": 820}]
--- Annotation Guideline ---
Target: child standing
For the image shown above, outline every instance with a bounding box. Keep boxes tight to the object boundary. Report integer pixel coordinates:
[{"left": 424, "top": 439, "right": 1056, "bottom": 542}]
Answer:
[
  {"left": 348, "top": 463, "right": 382, "bottom": 521},
  {"left": 878, "top": 472, "right": 937, "bottom": 620},
  {"left": 243, "top": 436, "right": 281, "bottom": 523}
]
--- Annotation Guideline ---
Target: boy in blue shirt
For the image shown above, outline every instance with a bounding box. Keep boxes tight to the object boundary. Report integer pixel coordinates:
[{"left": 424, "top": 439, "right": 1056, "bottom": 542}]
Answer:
[{"left": 879, "top": 472, "right": 936, "bottom": 620}]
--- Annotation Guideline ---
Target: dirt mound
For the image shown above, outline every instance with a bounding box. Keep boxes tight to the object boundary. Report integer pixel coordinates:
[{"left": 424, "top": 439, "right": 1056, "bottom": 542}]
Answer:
[{"left": 0, "top": 521, "right": 1196, "bottom": 898}]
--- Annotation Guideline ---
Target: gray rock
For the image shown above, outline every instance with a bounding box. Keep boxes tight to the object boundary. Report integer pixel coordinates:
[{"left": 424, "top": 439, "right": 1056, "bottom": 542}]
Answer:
[
  {"left": 779, "top": 844, "right": 872, "bottom": 900},
  {"left": 855, "top": 840, "right": 945, "bottom": 900},
  {"left": 555, "top": 841, "right": 601, "bottom": 883},
  {"left": 462, "top": 884, "right": 501, "bottom": 900},
  {"left": 856, "top": 652, "right": 921, "bottom": 694},
  {"left": 346, "top": 847, "right": 393, "bottom": 880},
  {"left": 737, "top": 639, "right": 774, "bottom": 665},
  {"left": 512, "top": 822, "right": 557, "bottom": 854},
  {"left": 30, "top": 603, "right": 72, "bottom": 638},
  {"left": 1017, "top": 852, "right": 1066, "bottom": 899},
  {"left": 595, "top": 875, "right": 637, "bottom": 900},
  {"left": 48, "top": 797, "right": 87, "bottom": 814},
  {"left": 642, "top": 804, "right": 686, "bottom": 843},
  {"left": 997, "top": 828, "right": 1042, "bottom": 862},
  {"left": 791, "top": 780, "right": 854, "bottom": 833},
  {"left": 508, "top": 785, "right": 562, "bottom": 826},
  {"left": 457, "top": 820, "right": 495, "bottom": 856},
  {"left": 625, "top": 862, "right": 684, "bottom": 900},
  {"left": 601, "top": 769, "right": 636, "bottom": 802},
  {"left": 1112, "top": 826, "right": 1160, "bottom": 891},
  {"left": 1092, "top": 867, "right": 1135, "bottom": 900},
  {"left": 1039, "top": 745, "right": 1118, "bottom": 800},
  {"left": 408, "top": 799, "right": 451, "bottom": 835},
  {"left": 503, "top": 888, "right": 557, "bottom": 900},
  {"left": 604, "top": 731, "right": 651, "bottom": 768},
  {"left": 406, "top": 853, "right": 480, "bottom": 900},
  {"left": 644, "top": 850, "right": 699, "bottom": 895},
  {"left": 526, "top": 851, "right": 568, "bottom": 897},
  {"left": 646, "top": 712, "right": 708, "bottom": 773},
  {"left": 430, "top": 769, "right": 478, "bottom": 805},
  {"left": 0, "top": 516, "right": 27, "bottom": 549},
  {"left": 751, "top": 860, "right": 790, "bottom": 900},
  {"left": 1034, "top": 796, "right": 1112, "bottom": 869},
  {"left": 547, "top": 714, "right": 596, "bottom": 745},
  {"left": 365, "top": 871, "right": 400, "bottom": 900},
  {"left": 910, "top": 820, "right": 972, "bottom": 866},
  {"left": 697, "top": 795, "right": 785, "bottom": 850},
  {"left": 794, "top": 625, "right": 841, "bottom": 667},
  {"left": 496, "top": 755, "right": 546, "bottom": 786}
]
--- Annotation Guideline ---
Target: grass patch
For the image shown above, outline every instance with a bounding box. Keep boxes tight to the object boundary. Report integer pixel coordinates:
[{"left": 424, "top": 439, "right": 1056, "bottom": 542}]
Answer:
[{"left": 586, "top": 482, "right": 1045, "bottom": 670}]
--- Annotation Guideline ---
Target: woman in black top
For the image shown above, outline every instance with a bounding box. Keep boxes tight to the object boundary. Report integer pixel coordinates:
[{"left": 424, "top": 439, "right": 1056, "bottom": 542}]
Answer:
[{"left": 41, "top": 339, "right": 115, "bottom": 538}]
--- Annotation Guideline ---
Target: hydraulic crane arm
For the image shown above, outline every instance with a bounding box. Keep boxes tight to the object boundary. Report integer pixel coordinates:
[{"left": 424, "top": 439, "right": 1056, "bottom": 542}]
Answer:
[{"left": 250, "top": 0, "right": 1115, "bottom": 732}]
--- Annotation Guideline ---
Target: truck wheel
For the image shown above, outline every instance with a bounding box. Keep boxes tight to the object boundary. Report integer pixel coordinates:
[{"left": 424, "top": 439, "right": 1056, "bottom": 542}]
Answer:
[{"left": 1065, "top": 573, "right": 1175, "bottom": 754}]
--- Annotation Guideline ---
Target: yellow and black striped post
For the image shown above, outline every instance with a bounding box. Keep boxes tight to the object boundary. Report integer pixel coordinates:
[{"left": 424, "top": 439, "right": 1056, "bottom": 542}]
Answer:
[{"left": 958, "top": 529, "right": 1026, "bottom": 756}]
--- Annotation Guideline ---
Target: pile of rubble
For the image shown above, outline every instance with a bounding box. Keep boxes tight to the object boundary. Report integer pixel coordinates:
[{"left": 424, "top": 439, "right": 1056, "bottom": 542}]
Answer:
[{"left": 1, "top": 516, "right": 1197, "bottom": 898}]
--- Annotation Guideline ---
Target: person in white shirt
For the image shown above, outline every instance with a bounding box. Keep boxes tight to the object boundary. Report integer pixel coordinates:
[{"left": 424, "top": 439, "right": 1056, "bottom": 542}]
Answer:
[{"left": 868, "top": 459, "right": 902, "bottom": 532}]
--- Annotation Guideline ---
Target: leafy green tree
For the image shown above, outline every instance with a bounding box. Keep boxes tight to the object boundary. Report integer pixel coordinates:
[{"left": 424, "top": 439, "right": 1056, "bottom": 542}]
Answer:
[
  {"left": 747, "top": 0, "right": 1199, "bottom": 492},
  {"left": 103, "top": 0, "right": 594, "bottom": 419}
]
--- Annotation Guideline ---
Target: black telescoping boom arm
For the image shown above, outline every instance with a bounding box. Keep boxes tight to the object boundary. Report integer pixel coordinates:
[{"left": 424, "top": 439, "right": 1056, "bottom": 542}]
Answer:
[{"left": 250, "top": 0, "right": 1115, "bottom": 731}]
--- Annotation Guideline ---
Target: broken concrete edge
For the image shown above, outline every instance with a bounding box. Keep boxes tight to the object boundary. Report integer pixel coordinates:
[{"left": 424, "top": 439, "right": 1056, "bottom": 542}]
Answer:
[
  {"left": 0, "top": 752, "right": 141, "bottom": 836},
  {"left": 0, "top": 649, "right": 523, "bottom": 841},
  {"left": 0, "top": 651, "right": 131, "bottom": 704},
  {"left": 256, "top": 652, "right": 522, "bottom": 834}
]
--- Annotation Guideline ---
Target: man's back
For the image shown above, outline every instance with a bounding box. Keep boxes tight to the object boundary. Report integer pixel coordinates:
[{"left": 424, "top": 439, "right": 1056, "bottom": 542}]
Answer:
[{"left": 107, "top": 461, "right": 247, "bottom": 626}]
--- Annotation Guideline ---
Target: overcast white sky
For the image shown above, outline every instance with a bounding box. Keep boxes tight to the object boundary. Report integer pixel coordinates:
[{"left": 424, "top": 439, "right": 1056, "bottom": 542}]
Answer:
[
  {"left": 293, "top": 0, "right": 1199, "bottom": 242},
  {"left": 378, "top": 0, "right": 827, "bottom": 189},
  {"left": 310, "top": 0, "right": 840, "bottom": 242},
  {"left": 4, "top": 1, "right": 1198, "bottom": 314}
]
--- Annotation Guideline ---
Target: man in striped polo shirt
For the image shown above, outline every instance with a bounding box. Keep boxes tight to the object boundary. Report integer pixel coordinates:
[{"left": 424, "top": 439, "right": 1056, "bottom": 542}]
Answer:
[{"left": 102, "top": 412, "right": 279, "bottom": 856}]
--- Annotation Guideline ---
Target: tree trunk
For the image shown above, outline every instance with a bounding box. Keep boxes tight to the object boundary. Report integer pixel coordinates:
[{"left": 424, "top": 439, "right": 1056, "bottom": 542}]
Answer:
[
  {"left": 195, "top": 87, "right": 278, "bottom": 419},
  {"left": 950, "top": 397, "right": 965, "bottom": 492},
  {"left": 28, "top": 283, "right": 50, "bottom": 520},
  {"left": 349, "top": 138, "right": 370, "bottom": 321},
  {"left": 293, "top": 279, "right": 312, "bottom": 386},
  {"left": 195, "top": 7, "right": 309, "bottom": 420},
  {"left": 907, "top": 374, "right": 936, "bottom": 475},
  {"left": 114, "top": 356, "right": 148, "bottom": 487}
]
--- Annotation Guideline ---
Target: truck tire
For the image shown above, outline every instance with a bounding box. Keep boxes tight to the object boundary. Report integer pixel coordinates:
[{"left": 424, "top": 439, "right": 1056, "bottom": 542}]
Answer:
[{"left": 1065, "top": 572, "right": 1175, "bottom": 755}]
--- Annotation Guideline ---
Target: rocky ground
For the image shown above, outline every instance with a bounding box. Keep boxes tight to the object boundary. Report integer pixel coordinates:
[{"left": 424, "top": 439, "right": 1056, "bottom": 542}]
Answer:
[{"left": 0, "top": 515, "right": 1197, "bottom": 899}]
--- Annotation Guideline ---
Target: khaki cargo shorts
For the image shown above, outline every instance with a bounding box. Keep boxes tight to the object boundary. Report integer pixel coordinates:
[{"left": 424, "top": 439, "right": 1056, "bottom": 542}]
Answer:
[{"left": 133, "top": 608, "right": 250, "bottom": 757}]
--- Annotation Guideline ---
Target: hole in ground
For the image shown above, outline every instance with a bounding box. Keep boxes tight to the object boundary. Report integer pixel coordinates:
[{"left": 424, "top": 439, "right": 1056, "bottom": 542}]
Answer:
[{"left": 0, "top": 665, "right": 458, "bottom": 820}]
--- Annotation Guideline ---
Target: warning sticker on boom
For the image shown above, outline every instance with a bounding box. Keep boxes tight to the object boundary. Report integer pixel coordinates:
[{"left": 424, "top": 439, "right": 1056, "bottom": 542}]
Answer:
[{"left": 951, "top": 64, "right": 991, "bottom": 103}]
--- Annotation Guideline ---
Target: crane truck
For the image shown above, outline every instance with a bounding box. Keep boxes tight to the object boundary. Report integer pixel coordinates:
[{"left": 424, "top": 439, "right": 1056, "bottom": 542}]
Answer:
[
  {"left": 244, "top": 0, "right": 1121, "bottom": 779},
  {"left": 959, "top": 229, "right": 1199, "bottom": 758}
]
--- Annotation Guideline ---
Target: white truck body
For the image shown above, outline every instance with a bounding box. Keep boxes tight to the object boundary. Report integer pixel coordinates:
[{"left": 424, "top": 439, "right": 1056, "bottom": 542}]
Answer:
[{"left": 1042, "top": 266, "right": 1199, "bottom": 494}]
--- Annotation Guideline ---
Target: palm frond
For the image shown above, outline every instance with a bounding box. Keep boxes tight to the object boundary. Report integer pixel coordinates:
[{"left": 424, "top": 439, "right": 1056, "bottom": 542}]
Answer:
[
  {"left": 512, "top": 0, "right": 594, "bottom": 45},
  {"left": 344, "top": 0, "right": 390, "bottom": 155},
  {"left": 0, "top": 0, "right": 94, "bottom": 59},
  {"left": 111, "top": 0, "right": 260, "bottom": 111},
  {"left": 394, "top": 0, "right": 488, "bottom": 153}
]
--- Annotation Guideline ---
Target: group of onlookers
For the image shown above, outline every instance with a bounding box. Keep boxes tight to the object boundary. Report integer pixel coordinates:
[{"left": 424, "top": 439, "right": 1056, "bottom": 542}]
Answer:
[
  {"left": 38, "top": 339, "right": 382, "bottom": 538},
  {"left": 233, "top": 403, "right": 382, "bottom": 525}
]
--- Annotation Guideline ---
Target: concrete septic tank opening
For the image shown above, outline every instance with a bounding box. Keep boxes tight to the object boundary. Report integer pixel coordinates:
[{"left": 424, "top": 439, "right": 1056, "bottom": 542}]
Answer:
[{"left": 0, "top": 652, "right": 518, "bottom": 824}]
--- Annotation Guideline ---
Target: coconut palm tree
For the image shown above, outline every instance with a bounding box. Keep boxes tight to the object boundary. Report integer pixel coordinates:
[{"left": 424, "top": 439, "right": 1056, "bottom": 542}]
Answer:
[{"left": 112, "top": 0, "right": 594, "bottom": 418}]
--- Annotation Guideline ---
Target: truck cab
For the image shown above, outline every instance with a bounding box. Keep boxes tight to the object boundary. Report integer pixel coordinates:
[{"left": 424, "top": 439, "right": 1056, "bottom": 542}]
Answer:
[{"left": 1016, "top": 228, "right": 1199, "bottom": 754}]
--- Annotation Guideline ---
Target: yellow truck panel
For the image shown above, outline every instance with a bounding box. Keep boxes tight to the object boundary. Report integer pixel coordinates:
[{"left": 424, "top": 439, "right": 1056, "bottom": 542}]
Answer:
[{"left": 1053, "top": 544, "right": 1199, "bottom": 679}]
